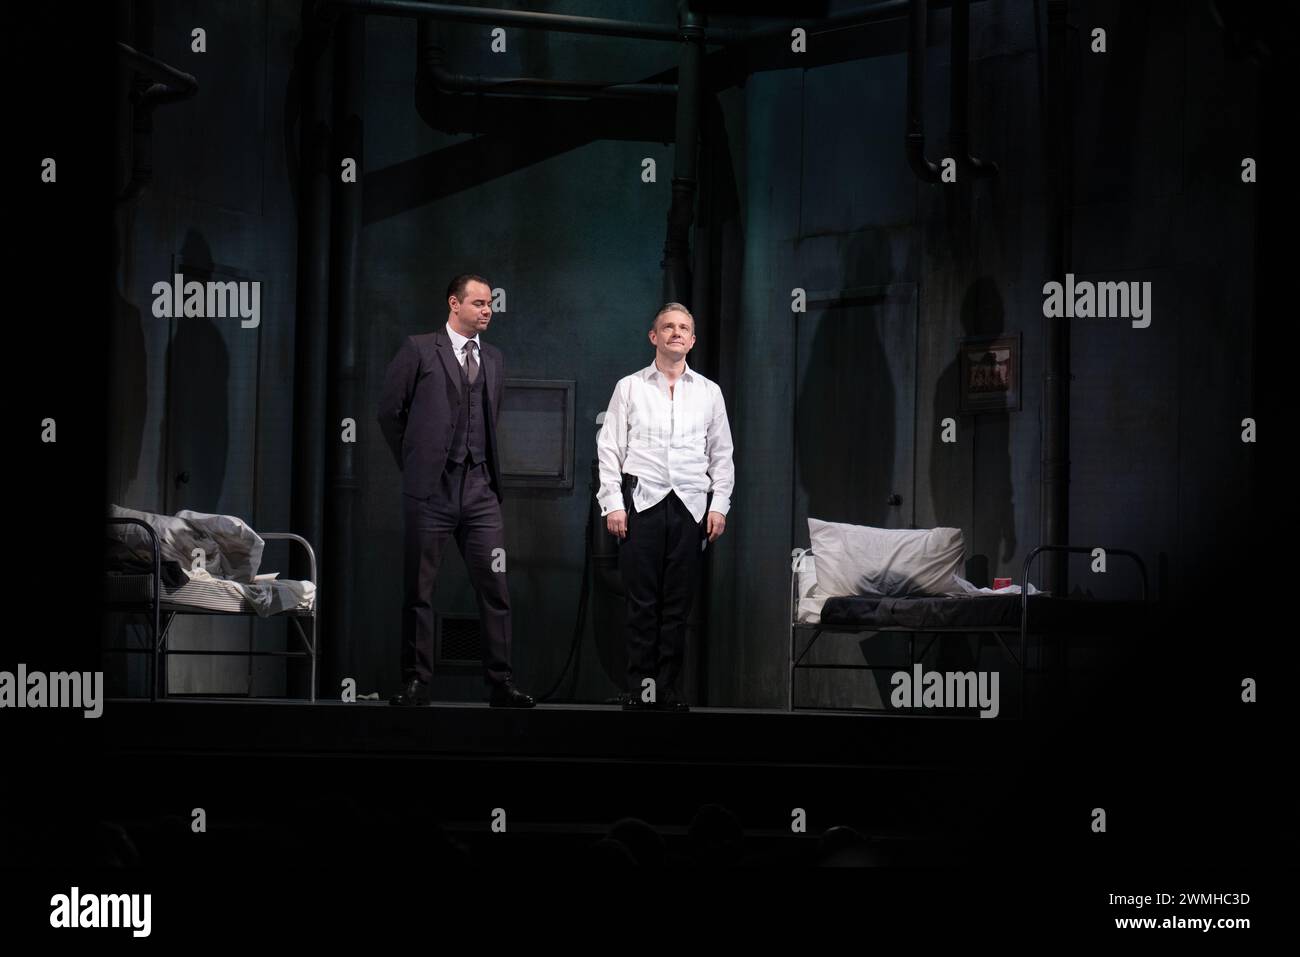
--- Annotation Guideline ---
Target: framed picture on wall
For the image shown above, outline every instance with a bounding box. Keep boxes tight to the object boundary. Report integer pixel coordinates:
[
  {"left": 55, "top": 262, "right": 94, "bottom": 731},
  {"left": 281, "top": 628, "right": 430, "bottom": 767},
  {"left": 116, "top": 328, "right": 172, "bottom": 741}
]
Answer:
[
  {"left": 497, "top": 379, "right": 575, "bottom": 489},
  {"left": 958, "top": 333, "right": 1021, "bottom": 413}
]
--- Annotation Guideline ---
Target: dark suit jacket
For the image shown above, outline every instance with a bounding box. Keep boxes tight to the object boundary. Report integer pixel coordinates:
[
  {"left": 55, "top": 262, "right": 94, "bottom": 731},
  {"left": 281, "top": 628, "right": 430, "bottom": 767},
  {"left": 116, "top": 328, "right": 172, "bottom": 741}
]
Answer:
[{"left": 377, "top": 330, "right": 505, "bottom": 502}]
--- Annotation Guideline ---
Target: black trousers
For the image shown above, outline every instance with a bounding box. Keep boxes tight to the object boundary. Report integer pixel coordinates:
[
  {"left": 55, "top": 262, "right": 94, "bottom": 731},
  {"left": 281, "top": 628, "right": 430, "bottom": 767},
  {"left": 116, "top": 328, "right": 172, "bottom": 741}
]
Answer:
[
  {"left": 618, "top": 481, "right": 706, "bottom": 696},
  {"left": 402, "top": 458, "right": 512, "bottom": 687}
]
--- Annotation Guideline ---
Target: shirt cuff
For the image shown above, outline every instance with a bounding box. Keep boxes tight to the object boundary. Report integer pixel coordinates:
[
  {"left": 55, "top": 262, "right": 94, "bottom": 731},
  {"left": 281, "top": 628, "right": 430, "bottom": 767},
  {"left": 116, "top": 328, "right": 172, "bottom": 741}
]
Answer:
[
  {"left": 708, "top": 494, "right": 731, "bottom": 517},
  {"left": 597, "top": 489, "right": 625, "bottom": 516}
]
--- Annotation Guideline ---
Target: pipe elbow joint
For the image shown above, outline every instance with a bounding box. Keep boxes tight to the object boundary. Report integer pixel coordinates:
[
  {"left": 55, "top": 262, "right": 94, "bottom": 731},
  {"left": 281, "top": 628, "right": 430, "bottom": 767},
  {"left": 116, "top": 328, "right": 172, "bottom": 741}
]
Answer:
[{"left": 905, "top": 133, "right": 943, "bottom": 183}]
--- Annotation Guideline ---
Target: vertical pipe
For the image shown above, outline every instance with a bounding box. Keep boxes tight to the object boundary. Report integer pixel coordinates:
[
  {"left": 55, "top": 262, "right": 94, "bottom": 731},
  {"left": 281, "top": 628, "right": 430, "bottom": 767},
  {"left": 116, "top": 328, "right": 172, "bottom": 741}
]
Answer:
[
  {"left": 951, "top": 0, "right": 997, "bottom": 176},
  {"left": 690, "top": 95, "right": 713, "bottom": 707},
  {"left": 661, "top": 2, "right": 703, "bottom": 305},
  {"left": 655, "top": 2, "right": 705, "bottom": 700},
  {"left": 122, "top": 0, "right": 154, "bottom": 206},
  {"left": 290, "top": 2, "right": 334, "bottom": 696},
  {"left": 326, "top": 10, "right": 365, "bottom": 692},
  {"left": 906, "top": 0, "right": 942, "bottom": 182},
  {"left": 952, "top": 0, "right": 969, "bottom": 150},
  {"left": 1042, "top": 0, "right": 1070, "bottom": 594}
]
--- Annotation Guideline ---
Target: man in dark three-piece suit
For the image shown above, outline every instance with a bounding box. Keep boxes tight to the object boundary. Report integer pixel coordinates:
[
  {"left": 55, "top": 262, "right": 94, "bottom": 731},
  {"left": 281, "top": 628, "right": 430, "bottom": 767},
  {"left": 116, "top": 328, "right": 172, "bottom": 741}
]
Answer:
[{"left": 377, "top": 273, "right": 534, "bottom": 708}]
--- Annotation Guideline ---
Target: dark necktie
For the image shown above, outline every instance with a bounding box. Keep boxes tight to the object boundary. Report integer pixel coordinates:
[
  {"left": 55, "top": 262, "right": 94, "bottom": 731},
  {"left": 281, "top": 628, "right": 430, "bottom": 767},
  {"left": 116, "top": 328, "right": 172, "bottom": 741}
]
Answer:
[{"left": 465, "top": 340, "right": 479, "bottom": 384}]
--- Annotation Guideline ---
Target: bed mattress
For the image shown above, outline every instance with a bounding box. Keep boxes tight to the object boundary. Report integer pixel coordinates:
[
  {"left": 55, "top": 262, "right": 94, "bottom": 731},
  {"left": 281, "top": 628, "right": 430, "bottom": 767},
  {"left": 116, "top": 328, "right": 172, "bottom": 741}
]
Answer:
[
  {"left": 817, "top": 594, "right": 1149, "bottom": 631},
  {"left": 105, "top": 573, "right": 314, "bottom": 616}
]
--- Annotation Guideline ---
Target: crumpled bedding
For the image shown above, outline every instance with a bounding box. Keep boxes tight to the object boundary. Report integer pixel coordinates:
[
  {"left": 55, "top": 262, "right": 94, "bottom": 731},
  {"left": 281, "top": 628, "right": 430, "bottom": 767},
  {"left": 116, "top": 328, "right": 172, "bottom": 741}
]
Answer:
[
  {"left": 791, "top": 546, "right": 1041, "bottom": 625},
  {"left": 182, "top": 567, "right": 315, "bottom": 616},
  {"left": 107, "top": 504, "right": 314, "bottom": 617}
]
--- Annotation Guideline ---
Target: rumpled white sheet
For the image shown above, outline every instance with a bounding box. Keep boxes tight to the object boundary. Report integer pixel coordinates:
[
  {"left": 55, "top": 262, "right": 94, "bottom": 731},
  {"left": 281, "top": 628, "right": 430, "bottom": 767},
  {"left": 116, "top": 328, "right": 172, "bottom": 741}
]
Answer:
[
  {"left": 109, "top": 504, "right": 314, "bottom": 616},
  {"left": 792, "top": 546, "right": 1041, "bottom": 599},
  {"left": 950, "top": 575, "right": 1043, "bottom": 596},
  {"left": 110, "top": 504, "right": 263, "bottom": 580},
  {"left": 185, "top": 567, "right": 315, "bottom": 616},
  {"left": 791, "top": 548, "right": 1043, "bottom": 624}
]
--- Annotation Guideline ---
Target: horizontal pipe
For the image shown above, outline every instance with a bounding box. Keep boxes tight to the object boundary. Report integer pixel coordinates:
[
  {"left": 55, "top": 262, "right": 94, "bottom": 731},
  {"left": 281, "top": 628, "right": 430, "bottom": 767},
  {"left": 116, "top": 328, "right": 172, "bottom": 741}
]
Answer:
[
  {"left": 710, "top": 0, "right": 978, "bottom": 44},
  {"left": 116, "top": 41, "right": 198, "bottom": 94},
  {"left": 318, "top": 0, "right": 684, "bottom": 41},
  {"left": 318, "top": 0, "right": 986, "bottom": 46},
  {"left": 715, "top": 0, "right": 911, "bottom": 43},
  {"left": 432, "top": 67, "right": 675, "bottom": 99},
  {"left": 414, "top": 0, "right": 994, "bottom": 115},
  {"left": 417, "top": 20, "right": 675, "bottom": 120},
  {"left": 116, "top": 42, "right": 199, "bottom": 206}
]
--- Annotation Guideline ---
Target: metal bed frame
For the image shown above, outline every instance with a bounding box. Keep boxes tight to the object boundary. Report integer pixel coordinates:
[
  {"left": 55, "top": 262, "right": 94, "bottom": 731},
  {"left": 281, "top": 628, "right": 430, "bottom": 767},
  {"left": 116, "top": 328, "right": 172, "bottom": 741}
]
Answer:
[
  {"left": 788, "top": 544, "right": 1147, "bottom": 717},
  {"left": 105, "top": 517, "right": 319, "bottom": 702}
]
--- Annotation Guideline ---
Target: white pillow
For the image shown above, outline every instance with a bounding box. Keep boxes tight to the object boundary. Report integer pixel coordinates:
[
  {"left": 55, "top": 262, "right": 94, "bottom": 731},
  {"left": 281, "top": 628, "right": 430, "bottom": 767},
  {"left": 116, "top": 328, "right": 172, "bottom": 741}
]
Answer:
[
  {"left": 808, "top": 518, "right": 965, "bottom": 598},
  {"left": 791, "top": 548, "right": 821, "bottom": 598}
]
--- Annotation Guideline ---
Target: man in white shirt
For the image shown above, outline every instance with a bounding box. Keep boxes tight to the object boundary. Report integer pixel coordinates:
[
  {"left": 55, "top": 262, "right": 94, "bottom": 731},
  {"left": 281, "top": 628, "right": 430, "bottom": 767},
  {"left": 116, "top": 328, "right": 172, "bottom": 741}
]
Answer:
[{"left": 596, "top": 303, "right": 735, "bottom": 712}]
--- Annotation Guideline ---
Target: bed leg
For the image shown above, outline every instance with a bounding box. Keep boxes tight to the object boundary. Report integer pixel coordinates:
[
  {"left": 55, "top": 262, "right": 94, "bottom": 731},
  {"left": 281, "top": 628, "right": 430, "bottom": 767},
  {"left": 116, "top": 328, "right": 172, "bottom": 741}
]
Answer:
[
  {"left": 1060, "top": 632, "right": 1069, "bottom": 713},
  {"left": 246, "top": 621, "right": 255, "bottom": 698},
  {"left": 909, "top": 635, "right": 916, "bottom": 714},
  {"left": 788, "top": 623, "right": 794, "bottom": 712},
  {"left": 1020, "top": 630, "right": 1026, "bottom": 720},
  {"left": 310, "top": 614, "right": 317, "bottom": 704}
]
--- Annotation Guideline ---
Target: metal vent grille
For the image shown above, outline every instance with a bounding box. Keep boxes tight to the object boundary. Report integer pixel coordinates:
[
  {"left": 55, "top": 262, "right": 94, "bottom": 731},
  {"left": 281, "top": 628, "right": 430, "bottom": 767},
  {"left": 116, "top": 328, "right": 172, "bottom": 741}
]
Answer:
[{"left": 436, "top": 614, "right": 481, "bottom": 667}]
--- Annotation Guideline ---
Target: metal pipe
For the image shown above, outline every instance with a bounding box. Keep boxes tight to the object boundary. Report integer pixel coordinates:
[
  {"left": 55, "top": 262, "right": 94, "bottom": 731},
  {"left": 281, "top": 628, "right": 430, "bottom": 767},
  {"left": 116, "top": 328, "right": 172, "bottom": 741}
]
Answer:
[
  {"left": 325, "top": 11, "right": 364, "bottom": 694},
  {"left": 290, "top": 4, "right": 334, "bottom": 698},
  {"left": 320, "top": 0, "right": 964, "bottom": 46},
  {"left": 389, "top": 1, "right": 987, "bottom": 117},
  {"left": 950, "top": 0, "right": 997, "bottom": 176},
  {"left": 318, "top": 0, "right": 684, "bottom": 41},
  {"left": 116, "top": 42, "right": 198, "bottom": 205},
  {"left": 116, "top": 41, "right": 198, "bottom": 97},
  {"left": 422, "top": 36, "right": 674, "bottom": 100},
  {"left": 662, "top": 3, "right": 703, "bottom": 304},
  {"left": 434, "top": 74, "right": 674, "bottom": 99},
  {"left": 1041, "top": 0, "right": 1071, "bottom": 595},
  {"left": 905, "top": 0, "right": 942, "bottom": 182},
  {"left": 716, "top": 0, "right": 920, "bottom": 44}
]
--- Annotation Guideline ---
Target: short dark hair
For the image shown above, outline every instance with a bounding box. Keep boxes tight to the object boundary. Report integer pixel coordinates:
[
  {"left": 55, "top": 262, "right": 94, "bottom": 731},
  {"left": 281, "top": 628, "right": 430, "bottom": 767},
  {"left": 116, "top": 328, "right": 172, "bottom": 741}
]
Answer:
[
  {"left": 652, "top": 302, "right": 694, "bottom": 331},
  {"left": 447, "top": 273, "right": 490, "bottom": 304}
]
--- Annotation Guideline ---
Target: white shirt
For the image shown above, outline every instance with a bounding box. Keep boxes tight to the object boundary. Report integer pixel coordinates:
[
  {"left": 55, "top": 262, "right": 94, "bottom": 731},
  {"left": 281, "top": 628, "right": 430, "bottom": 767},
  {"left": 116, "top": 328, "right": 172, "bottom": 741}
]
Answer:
[
  {"left": 444, "top": 322, "right": 482, "bottom": 369},
  {"left": 597, "top": 360, "right": 735, "bottom": 523}
]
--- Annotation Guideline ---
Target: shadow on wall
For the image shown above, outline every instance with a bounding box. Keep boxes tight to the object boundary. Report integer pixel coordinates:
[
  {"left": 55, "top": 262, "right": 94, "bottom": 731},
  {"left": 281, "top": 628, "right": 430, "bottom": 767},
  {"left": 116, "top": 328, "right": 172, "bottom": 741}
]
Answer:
[
  {"left": 929, "top": 276, "right": 1015, "bottom": 588},
  {"left": 793, "top": 230, "right": 905, "bottom": 709},
  {"left": 163, "top": 229, "right": 231, "bottom": 513},
  {"left": 110, "top": 223, "right": 147, "bottom": 503},
  {"left": 795, "top": 230, "right": 897, "bottom": 529}
]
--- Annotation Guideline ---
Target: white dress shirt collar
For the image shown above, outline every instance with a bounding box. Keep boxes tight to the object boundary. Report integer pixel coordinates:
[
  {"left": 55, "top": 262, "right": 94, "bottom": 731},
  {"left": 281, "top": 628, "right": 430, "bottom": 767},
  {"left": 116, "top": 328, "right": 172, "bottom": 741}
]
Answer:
[
  {"left": 644, "top": 358, "right": 694, "bottom": 383},
  {"left": 445, "top": 321, "right": 481, "bottom": 355}
]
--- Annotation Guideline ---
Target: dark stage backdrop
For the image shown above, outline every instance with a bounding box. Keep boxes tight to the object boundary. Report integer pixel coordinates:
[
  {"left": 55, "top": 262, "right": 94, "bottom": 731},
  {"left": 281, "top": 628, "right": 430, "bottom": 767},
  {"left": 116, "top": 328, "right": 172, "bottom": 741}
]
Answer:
[
  {"left": 2, "top": 0, "right": 1292, "bottom": 934},
  {"left": 97, "top": 0, "right": 1269, "bottom": 715}
]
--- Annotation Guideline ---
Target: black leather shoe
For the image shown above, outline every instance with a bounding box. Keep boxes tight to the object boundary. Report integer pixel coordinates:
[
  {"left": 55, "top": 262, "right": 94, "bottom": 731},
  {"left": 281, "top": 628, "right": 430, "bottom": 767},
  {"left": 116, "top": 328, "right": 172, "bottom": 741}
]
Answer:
[
  {"left": 489, "top": 683, "right": 535, "bottom": 708},
  {"left": 390, "top": 678, "right": 431, "bottom": 707},
  {"left": 659, "top": 689, "right": 690, "bottom": 713}
]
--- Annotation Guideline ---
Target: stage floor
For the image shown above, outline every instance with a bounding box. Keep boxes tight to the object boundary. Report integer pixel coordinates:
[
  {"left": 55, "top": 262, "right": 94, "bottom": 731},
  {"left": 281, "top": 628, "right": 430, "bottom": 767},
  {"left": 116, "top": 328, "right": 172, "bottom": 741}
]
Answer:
[
  {"left": 9, "top": 690, "right": 1272, "bottom": 871},
  {"left": 32, "top": 696, "right": 1035, "bottom": 866},
  {"left": 94, "top": 695, "right": 1032, "bottom": 768}
]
